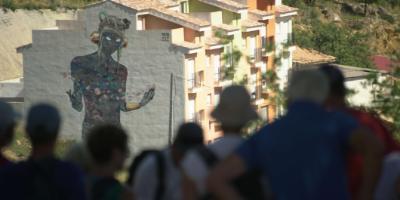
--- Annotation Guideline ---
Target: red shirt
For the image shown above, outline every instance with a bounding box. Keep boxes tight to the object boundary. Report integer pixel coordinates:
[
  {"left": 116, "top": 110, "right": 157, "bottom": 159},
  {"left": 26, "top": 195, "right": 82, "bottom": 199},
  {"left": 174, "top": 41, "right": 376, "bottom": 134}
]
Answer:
[{"left": 346, "top": 108, "right": 400, "bottom": 198}]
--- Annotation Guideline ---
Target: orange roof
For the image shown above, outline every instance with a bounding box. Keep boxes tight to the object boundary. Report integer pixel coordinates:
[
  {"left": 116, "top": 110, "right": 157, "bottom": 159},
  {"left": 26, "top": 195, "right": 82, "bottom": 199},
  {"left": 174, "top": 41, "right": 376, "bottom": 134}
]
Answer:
[
  {"left": 293, "top": 46, "right": 336, "bottom": 65},
  {"left": 197, "top": 0, "right": 247, "bottom": 13}
]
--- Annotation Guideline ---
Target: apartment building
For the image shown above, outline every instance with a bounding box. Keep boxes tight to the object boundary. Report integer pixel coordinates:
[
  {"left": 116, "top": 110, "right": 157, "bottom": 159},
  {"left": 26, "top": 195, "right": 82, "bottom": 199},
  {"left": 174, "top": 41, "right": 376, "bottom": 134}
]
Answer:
[{"left": 20, "top": 0, "right": 297, "bottom": 144}]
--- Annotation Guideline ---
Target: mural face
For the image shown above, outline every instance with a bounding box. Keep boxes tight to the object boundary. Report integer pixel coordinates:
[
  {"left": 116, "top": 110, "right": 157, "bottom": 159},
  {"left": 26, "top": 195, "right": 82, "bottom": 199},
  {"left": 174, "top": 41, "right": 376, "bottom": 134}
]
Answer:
[{"left": 67, "top": 12, "right": 155, "bottom": 138}]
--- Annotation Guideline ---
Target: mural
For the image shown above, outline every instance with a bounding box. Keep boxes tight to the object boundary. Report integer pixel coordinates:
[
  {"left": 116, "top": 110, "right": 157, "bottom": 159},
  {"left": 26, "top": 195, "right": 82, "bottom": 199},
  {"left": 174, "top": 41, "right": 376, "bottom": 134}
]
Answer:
[{"left": 67, "top": 12, "right": 155, "bottom": 138}]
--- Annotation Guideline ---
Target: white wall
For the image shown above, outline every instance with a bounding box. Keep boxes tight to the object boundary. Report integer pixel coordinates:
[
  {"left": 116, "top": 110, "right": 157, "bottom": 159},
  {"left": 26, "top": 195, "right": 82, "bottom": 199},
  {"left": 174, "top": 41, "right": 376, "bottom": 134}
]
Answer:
[{"left": 345, "top": 79, "right": 374, "bottom": 107}]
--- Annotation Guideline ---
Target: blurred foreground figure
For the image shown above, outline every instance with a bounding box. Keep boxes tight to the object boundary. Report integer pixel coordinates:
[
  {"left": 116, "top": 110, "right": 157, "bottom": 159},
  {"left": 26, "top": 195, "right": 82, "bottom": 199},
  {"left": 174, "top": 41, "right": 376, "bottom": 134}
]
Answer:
[
  {"left": 64, "top": 142, "right": 93, "bottom": 173},
  {"left": 320, "top": 64, "right": 400, "bottom": 199},
  {"left": 375, "top": 152, "right": 400, "bottom": 200},
  {"left": 0, "top": 101, "right": 18, "bottom": 167},
  {"left": 86, "top": 124, "right": 133, "bottom": 200},
  {"left": 207, "top": 70, "right": 383, "bottom": 200},
  {"left": 131, "top": 122, "right": 203, "bottom": 200},
  {"left": 182, "top": 85, "right": 267, "bottom": 199},
  {"left": 0, "top": 104, "right": 86, "bottom": 200}
]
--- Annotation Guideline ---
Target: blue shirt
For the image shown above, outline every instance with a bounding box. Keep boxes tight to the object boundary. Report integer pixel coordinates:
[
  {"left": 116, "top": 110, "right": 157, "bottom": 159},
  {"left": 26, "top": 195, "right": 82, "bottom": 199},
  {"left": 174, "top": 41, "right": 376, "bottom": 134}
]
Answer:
[
  {"left": 236, "top": 101, "right": 358, "bottom": 200},
  {"left": 0, "top": 156, "right": 87, "bottom": 200}
]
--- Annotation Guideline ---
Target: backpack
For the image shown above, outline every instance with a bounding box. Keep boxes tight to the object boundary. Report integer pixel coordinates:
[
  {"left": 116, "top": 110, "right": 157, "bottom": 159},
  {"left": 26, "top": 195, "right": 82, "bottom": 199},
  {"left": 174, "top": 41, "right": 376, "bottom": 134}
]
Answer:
[
  {"left": 196, "top": 146, "right": 267, "bottom": 200},
  {"left": 126, "top": 150, "right": 166, "bottom": 200}
]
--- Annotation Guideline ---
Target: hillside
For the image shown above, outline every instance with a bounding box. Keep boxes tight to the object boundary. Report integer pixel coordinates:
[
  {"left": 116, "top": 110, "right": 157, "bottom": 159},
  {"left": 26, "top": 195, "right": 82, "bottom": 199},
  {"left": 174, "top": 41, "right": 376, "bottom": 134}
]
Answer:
[
  {"left": 0, "top": 9, "right": 76, "bottom": 81},
  {"left": 286, "top": 0, "right": 400, "bottom": 67}
]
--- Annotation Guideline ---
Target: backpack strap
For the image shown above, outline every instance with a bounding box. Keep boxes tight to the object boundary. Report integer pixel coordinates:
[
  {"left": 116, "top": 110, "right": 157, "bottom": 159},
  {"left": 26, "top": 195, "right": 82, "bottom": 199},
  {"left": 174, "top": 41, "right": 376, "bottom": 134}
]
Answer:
[
  {"left": 196, "top": 146, "right": 219, "bottom": 168},
  {"left": 153, "top": 151, "right": 166, "bottom": 200}
]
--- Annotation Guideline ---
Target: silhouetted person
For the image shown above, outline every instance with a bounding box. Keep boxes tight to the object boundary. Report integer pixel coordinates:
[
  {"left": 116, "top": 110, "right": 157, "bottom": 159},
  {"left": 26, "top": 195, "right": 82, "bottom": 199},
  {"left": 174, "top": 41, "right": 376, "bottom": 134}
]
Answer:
[
  {"left": 0, "top": 101, "right": 18, "bottom": 167},
  {"left": 319, "top": 64, "right": 400, "bottom": 199},
  {"left": 87, "top": 124, "right": 133, "bottom": 200},
  {"left": 207, "top": 70, "right": 383, "bottom": 200},
  {"left": 181, "top": 85, "right": 263, "bottom": 199},
  {"left": 67, "top": 12, "right": 155, "bottom": 138},
  {"left": 0, "top": 103, "right": 86, "bottom": 200},
  {"left": 133, "top": 122, "right": 204, "bottom": 200}
]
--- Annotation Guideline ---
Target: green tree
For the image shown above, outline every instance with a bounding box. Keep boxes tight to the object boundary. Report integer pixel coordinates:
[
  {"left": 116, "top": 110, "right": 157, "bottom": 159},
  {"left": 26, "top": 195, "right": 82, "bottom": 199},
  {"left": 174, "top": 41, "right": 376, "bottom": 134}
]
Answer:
[{"left": 370, "top": 64, "right": 400, "bottom": 138}]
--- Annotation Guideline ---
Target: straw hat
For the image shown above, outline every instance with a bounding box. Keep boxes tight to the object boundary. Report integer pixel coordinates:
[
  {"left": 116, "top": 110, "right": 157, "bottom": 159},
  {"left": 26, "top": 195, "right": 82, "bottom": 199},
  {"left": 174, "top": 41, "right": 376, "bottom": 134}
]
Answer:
[{"left": 211, "top": 85, "right": 259, "bottom": 127}]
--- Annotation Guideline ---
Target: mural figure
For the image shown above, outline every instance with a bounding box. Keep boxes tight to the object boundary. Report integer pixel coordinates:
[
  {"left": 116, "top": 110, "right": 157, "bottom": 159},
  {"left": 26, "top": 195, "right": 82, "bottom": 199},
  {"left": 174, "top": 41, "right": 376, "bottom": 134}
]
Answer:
[{"left": 67, "top": 12, "right": 155, "bottom": 138}]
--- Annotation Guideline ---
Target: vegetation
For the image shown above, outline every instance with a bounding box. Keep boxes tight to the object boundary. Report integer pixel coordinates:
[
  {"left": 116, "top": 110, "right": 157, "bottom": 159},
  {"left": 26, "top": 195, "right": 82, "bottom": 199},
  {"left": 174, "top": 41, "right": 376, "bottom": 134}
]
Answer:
[
  {"left": 369, "top": 64, "right": 400, "bottom": 139},
  {"left": 0, "top": 0, "right": 100, "bottom": 10},
  {"left": 4, "top": 128, "right": 75, "bottom": 161}
]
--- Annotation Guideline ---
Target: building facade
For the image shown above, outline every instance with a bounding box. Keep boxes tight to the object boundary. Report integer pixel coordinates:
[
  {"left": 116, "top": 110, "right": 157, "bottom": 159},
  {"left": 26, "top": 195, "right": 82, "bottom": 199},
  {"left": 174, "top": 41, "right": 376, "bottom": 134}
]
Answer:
[{"left": 20, "top": 0, "right": 297, "bottom": 145}]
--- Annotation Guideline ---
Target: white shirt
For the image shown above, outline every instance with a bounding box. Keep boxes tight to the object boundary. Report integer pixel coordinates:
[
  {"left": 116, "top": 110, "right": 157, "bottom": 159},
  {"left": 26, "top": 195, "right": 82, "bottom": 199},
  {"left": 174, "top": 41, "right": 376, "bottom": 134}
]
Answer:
[
  {"left": 181, "top": 134, "right": 244, "bottom": 194},
  {"left": 133, "top": 149, "right": 182, "bottom": 200}
]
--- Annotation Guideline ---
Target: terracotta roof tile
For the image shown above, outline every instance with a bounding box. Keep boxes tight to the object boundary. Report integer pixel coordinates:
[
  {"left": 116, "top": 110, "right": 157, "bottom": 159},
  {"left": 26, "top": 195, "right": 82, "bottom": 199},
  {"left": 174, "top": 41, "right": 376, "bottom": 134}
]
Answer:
[
  {"left": 248, "top": 9, "right": 274, "bottom": 20},
  {"left": 241, "top": 19, "right": 264, "bottom": 28},
  {"left": 213, "top": 24, "right": 240, "bottom": 33},
  {"left": 112, "top": 0, "right": 210, "bottom": 30},
  {"left": 293, "top": 46, "right": 336, "bottom": 65},
  {"left": 197, "top": 0, "right": 247, "bottom": 13},
  {"left": 275, "top": 4, "right": 298, "bottom": 16}
]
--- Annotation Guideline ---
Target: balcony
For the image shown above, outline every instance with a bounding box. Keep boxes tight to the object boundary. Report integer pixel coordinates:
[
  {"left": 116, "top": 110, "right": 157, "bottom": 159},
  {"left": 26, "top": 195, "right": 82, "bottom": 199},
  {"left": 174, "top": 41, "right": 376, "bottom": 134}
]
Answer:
[
  {"left": 249, "top": 48, "right": 264, "bottom": 67},
  {"left": 187, "top": 74, "right": 204, "bottom": 93},
  {"left": 262, "top": 42, "right": 275, "bottom": 56},
  {"left": 214, "top": 68, "right": 233, "bottom": 87}
]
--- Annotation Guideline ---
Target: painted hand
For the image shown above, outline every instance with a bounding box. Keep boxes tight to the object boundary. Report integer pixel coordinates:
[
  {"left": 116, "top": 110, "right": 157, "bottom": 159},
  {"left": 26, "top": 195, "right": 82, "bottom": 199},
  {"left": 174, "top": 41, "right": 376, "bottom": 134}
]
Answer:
[
  {"left": 139, "top": 86, "right": 155, "bottom": 107},
  {"left": 66, "top": 89, "right": 82, "bottom": 111}
]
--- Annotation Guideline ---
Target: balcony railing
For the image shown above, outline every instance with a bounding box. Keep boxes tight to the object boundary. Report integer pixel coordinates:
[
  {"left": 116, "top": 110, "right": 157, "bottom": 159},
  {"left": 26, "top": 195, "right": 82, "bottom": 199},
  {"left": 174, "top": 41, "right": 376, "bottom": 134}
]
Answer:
[{"left": 188, "top": 75, "right": 204, "bottom": 91}]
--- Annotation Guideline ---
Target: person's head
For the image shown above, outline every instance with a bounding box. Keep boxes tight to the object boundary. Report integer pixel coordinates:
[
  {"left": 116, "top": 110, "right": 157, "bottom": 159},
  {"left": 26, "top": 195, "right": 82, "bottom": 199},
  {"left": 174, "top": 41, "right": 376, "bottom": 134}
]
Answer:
[
  {"left": 318, "top": 64, "right": 347, "bottom": 106},
  {"left": 26, "top": 103, "right": 61, "bottom": 148},
  {"left": 90, "top": 12, "right": 130, "bottom": 56},
  {"left": 0, "top": 101, "right": 18, "bottom": 149},
  {"left": 172, "top": 122, "right": 204, "bottom": 162},
  {"left": 87, "top": 124, "right": 128, "bottom": 172},
  {"left": 287, "top": 69, "right": 329, "bottom": 105},
  {"left": 211, "top": 85, "right": 259, "bottom": 133}
]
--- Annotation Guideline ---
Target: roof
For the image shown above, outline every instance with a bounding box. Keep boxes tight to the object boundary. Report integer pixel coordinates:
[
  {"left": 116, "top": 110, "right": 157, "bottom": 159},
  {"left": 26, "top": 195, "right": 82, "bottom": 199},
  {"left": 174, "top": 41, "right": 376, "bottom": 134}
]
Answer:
[
  {"left": 275, "top": 4, "right": 298, "bottom": 17},
  {"left": 110, "top": 0, "right": 177, "bottom": 10},
  {"left": 197, "top": 0, "right": 247, "bottom": 13},
  {"left": 248, "top": 9, "right": 274, "bottom": 20},
  {"left": 213, "top": 24, "right": 240, "bottom": 35},
  {"left": 293, "top": 46, "right": 336, "bottom": 65},
  {"left": 110, "top": 0, "right": 210, "bottom": 31},
  {"left": 371, "top": 55, "right": 398, "bottom": 72},
  {"left": 205, "top": 37, "right": 224, "bottom": 49},
  {"left": 241, "top": 19, "right": 264, "bottom": 28},
  {"left": 334, "top": 64, "right": 372, "bottom": 79},
  {"left": 172, "top": 41, "right": 203, "bottom": 53}
]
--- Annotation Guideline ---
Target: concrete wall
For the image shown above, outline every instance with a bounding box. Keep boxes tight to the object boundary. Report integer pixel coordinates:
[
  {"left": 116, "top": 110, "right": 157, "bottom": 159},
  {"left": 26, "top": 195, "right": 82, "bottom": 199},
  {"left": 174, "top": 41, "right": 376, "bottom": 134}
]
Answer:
[{"left": 23, "top": 1, "right": 186, "bottom": 154}]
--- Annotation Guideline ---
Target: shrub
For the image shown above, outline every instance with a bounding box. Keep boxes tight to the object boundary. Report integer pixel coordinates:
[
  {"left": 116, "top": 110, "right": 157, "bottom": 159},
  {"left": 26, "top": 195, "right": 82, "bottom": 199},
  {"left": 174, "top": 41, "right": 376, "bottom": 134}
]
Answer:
[{"left": 2, "top": 0, "right": 17, "bottom": 11}]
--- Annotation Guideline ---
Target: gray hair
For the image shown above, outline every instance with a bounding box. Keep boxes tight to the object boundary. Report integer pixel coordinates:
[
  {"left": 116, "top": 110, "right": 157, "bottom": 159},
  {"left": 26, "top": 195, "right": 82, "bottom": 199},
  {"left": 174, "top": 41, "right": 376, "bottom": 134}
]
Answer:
[{"left": 287, "top": 69, "right": 329, "bottom": 104}]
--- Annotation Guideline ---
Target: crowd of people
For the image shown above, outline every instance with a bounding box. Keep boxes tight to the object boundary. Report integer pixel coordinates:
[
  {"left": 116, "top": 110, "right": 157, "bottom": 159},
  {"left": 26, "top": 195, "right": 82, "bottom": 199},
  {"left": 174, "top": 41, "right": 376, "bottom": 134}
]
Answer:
[{"left": 0, "top": 64, "right": 399, "bottom": 200}]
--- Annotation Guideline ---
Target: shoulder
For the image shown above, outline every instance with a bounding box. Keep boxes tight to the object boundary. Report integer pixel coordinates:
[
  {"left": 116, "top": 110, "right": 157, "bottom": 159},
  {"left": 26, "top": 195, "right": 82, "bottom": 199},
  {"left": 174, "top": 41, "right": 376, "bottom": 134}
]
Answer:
[
  {"left": 71, "top": 54, "right": 96, "bottom": 68},
  {"left": 56, "top": 160, "right": 85, "bottom": 179}
]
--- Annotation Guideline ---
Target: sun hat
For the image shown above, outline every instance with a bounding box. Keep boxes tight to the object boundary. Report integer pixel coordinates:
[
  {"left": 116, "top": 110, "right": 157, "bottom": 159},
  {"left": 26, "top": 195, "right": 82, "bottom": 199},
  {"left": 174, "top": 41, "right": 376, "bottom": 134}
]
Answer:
[
  {"left": 211, "top": 85, "right": 259, "bottom": 127},
  {"left": 0, "top": 101, "right": 20, "bottom": 133}
]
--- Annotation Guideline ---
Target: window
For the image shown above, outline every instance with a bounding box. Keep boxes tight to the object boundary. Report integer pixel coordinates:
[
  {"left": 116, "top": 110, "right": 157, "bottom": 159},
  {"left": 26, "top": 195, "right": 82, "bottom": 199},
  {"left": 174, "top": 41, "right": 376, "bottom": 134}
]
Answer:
[
  {"left": 214, "top": 92, "right": 220, "bottom": 106},
  {"left": 225, "top": 44, "right": 233, "bottom": 67},
  {"left": 197, "top": 71, "right": 204, "bottom": 87},
  {"left": 180, "top": 1, "right": 189, "bottom": 13},
  {"left": 187, "top": 59, "right": 195, "bottom": 88},
  {"left": 206, "top": 94, "right": 212, "bottom": 106},
  {"left": 188, "top": 97, "right": 196, "bottom": 122},
  {"left": 260, "top": 106, "right": 269, "bottom": 123},
  {"left": 248, "top": 35, "right": 256, "bottom": 58},
  {"left": 213, "top": 54, "right": 221, "bottom": 81},
  {"left": 205, "top": 55, "right": 210, "bottom": 68}
]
